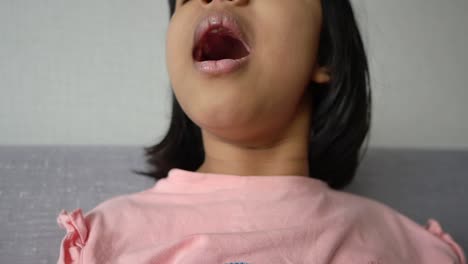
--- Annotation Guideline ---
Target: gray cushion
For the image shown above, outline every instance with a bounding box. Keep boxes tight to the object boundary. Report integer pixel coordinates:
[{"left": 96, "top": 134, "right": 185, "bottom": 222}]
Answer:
[{"left": 0, "top": 146, "right": 466, "bottom": 263}]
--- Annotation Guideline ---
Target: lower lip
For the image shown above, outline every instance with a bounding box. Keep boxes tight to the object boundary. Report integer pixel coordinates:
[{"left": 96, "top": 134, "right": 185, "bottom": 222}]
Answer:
[{"left": 194, "top": 56, "right": 250, "bottom": 76}]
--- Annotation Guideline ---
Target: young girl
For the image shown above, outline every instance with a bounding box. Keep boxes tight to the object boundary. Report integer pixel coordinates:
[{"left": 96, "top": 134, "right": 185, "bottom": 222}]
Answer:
[{"left": 56, "top": 0, "right": 466, "bottom": 263}]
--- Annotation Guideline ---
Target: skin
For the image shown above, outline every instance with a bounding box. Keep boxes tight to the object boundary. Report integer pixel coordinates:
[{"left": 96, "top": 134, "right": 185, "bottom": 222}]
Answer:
[{"left": 166, "top": 0, "right": 330, "bottom": 177}]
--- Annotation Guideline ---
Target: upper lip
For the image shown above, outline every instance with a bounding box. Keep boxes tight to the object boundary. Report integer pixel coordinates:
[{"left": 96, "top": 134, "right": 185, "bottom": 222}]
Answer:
[{"left": 193, "top": 10, "right": 251, "bottom": 57}]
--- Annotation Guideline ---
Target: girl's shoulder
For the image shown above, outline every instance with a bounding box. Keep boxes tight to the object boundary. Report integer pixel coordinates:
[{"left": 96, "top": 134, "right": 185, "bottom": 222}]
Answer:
[
  {"left": 324, "top": 189, "right": 466, "bottom": 264},
  {"left": 55, "top": 191, "right": 152, "bottom": 263}
]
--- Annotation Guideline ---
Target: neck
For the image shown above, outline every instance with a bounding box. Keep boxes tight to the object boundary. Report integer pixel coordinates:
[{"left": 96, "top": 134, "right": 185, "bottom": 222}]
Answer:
[{"left": 196, "top": 94, "right": 312, "bottom": 178}]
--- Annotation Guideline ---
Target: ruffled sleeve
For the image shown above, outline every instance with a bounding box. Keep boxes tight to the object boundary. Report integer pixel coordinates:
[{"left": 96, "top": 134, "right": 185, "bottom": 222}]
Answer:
[
  {"left": 56, "top": 208, "right": 88, "bottom": 264},
  {"left": 425, "top": 218, "right": 466, "bottom": 264}
]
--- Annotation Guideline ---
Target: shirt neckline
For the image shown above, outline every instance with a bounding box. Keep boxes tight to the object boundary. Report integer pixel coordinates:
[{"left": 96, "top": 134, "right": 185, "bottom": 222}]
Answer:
[{"left": 151, "top": 168, "right": 329, "bottom": 194}]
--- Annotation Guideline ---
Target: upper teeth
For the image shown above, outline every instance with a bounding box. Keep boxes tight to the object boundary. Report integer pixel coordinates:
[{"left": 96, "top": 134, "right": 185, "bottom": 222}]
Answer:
[{"left": 210, "top": 28, "right": 222, "bottom": 34}]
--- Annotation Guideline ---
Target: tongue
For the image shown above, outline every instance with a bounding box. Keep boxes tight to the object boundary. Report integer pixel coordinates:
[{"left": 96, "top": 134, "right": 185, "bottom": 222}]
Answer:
[{"left": 202, "top": 33, "right": 249, "bottom": 61}]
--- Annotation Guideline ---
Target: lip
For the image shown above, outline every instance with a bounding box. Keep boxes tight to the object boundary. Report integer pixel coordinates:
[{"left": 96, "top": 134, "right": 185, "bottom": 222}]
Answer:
[
  {"left": 194, "top": 56, "right": 250, "bottom": 76},
  {"left": 192, "top": 10, "right": 251, "bottom": 76}
]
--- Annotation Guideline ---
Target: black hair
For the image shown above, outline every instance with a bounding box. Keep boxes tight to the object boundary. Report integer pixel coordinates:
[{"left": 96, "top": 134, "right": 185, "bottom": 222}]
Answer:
[{"left": 132, "top": 0, "right": 372, "bottom": 190}]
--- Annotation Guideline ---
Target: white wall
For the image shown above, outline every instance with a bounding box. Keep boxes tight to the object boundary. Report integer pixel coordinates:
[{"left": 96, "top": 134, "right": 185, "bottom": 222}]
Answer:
[
  {"left": 354, "top": 0, "right": 468, "bottom": 149},
  {"left": 1, "top": 0, "right": 467, "bottom": 149}
]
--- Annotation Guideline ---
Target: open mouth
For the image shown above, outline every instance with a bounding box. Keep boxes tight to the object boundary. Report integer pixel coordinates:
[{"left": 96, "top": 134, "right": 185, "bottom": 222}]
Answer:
[{"left": 193, "top": 26, "right": 251, "bottom": 62}]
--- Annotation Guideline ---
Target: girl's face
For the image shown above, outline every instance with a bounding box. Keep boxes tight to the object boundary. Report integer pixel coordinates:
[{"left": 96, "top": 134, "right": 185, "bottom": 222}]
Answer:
[{"left": 166, "top": 0, "right": 329, "bottom": 145}]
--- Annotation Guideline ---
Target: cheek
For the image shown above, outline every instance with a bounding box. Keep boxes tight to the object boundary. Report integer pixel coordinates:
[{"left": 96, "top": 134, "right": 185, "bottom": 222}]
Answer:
[
  {"left": 254, "top": 14, "right": 318, "bottom": 99},
  {"left": 249, "top": 16, "right": 319, "bottom": 126},
  {"left": 166, "top": 23, "right": 194, "bottom": 113},
  {"left": 165, "top": 16, "right": 194, "bottom": 87},
  {"left": 166, "top": 24, "right": 184, "bottom": 81},
  {"left": 166, "top": 32, "right": 199, "bottom": 120}
]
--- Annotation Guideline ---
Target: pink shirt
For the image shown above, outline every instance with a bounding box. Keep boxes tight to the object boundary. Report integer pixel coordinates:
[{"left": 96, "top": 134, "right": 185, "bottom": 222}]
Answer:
[{"left": 57, "top": 168, "right": 466, "bottom": 264}]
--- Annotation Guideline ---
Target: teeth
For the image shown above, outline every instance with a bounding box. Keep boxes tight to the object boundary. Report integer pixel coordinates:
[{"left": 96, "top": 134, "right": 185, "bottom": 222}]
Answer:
[{"left": 209, "top": 27, "right": 229, "bottom": 35}]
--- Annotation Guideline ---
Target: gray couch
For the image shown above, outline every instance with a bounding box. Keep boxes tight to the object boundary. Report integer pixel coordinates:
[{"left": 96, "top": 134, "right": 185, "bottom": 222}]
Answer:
[{"left": 0, "top": 146, "right": 467, "bottom": 263}]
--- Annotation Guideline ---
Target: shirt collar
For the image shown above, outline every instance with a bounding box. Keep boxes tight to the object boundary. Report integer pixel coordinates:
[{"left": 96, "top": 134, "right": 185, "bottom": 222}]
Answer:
[{"left": 151, "top": 168, "right": 329, "bottom": 195}]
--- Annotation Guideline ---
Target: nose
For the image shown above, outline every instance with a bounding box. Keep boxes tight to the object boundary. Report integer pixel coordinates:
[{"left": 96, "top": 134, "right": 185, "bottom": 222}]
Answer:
[{"left": 198, "top": 0, "right": 249, "bottom": 6}]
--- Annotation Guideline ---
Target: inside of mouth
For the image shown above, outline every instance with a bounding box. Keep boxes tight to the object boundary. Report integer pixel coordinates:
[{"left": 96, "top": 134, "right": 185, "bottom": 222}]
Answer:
[{"left": 193, "top": 31, "right": 250, "bottom": 62}]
